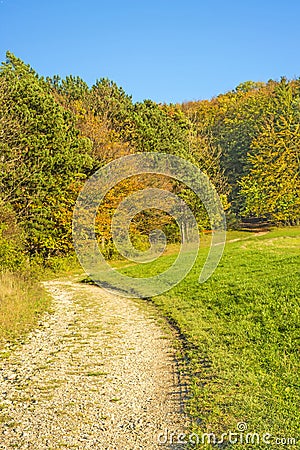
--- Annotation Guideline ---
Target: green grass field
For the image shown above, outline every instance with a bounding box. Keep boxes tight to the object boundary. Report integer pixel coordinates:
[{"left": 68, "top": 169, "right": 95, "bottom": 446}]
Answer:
[
  {"left": 120, "top": 228, "right": 300, "bottom": 448},
  {"left": 1, "top": 228, "right": 298, "bottom": 447}
]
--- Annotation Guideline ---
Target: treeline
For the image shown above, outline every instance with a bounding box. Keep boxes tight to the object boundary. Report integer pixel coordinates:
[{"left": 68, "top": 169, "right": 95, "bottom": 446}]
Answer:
[
  {"left": 183, "top": 79, "right": 300, "bottom": 224},
  {"left": 0, "top": 52, "right": 299, "bottom": 267}
]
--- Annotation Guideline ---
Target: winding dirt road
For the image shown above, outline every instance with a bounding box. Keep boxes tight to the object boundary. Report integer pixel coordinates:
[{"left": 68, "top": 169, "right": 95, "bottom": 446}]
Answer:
[{"left": 0, "top": 278, "right": 187, "bottom": 449}]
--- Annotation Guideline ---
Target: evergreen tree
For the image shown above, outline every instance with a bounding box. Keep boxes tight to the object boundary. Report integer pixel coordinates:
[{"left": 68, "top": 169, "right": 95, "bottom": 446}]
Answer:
[{"left": 0, "top": 52, "right": 93, "bottom": 256}]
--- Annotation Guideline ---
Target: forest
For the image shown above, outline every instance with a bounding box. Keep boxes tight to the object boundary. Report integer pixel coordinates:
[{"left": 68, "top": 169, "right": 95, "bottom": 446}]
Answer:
[
  {"left": 0, "top": 52, "right": 299, "bottom": 447},
  {"left": 0, "top": 52, "right": 299, "bottom": 271}
]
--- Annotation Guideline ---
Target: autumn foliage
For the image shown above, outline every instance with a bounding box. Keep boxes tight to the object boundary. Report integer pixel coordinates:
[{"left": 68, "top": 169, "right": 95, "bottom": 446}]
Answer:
[{"left": 0, "top": 53, "right": 299, "bottom": 265}]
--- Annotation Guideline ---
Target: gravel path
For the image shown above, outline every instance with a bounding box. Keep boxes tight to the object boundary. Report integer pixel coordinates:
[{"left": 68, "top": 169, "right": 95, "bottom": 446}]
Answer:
[{"left": 0, "top": 278, "right": 188, "bottom": 449}]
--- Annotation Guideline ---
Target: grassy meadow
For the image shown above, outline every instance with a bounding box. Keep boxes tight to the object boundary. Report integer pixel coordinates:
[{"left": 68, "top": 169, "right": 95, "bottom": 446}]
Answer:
[
  {"left": 0, "top": 228, "right": 298, "bottom": 447},
  {"left": 119, "top": 228, "right": 300, "bottom": 447}
]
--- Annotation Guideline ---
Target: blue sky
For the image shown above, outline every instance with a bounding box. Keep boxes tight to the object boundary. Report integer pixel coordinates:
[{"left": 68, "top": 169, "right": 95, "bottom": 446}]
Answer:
[{"left": 0, "top": 0, "right": 299, "bottom": 103}]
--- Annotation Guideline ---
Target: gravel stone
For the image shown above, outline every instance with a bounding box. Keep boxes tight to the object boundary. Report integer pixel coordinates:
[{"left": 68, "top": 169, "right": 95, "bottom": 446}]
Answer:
[{"left": 0, "top": 279, "right": 188, "bottom": 449}]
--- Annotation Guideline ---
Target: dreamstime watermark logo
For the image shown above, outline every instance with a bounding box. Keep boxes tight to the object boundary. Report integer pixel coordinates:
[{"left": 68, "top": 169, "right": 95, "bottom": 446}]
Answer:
[
  {"left": 157, "top": 423, "right": 297, "bottom": 446},
  {"left": 72, "top": 152, "right": 226, "bottom": 298}
]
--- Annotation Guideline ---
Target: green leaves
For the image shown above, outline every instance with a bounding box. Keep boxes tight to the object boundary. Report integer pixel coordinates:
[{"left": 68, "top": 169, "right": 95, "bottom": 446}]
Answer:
[
  {"left": 240, "top": 81, "right": 300, "bottom": 224},
  {"left": 1, "top": 52, "right": 299, "bottom": 263},
  {"left": 0, "top": 52, "right": 93, "bottom": 257}
]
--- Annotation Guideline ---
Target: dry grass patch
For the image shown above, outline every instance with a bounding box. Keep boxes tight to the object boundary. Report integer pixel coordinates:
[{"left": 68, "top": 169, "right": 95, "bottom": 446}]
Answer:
[{"left": 0, "top": 271, "right": 51, "bottom": 349}]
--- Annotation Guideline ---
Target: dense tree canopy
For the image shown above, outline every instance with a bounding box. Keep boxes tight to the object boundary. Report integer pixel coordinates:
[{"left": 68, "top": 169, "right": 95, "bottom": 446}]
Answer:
[
  {"left": 0, "top": 52, "right": 299, "bottom": 265},
  {"left": 0, "top": 53, "right": 93, "bottom": 256},
  {"left": 182, "top": 78, "right": 300, "bottom": 223},
  {"left": 240, "top": 80, "right": 300, "bottom": 224}
]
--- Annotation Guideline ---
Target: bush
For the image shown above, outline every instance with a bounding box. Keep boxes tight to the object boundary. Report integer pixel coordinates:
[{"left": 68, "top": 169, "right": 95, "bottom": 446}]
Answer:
[{"left": 0, "top": 200, "right": 26, "bottom": 271}]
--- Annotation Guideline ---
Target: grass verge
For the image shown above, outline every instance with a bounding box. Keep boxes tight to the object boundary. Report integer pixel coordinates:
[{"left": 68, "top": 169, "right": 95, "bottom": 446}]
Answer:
[
  {"left": 0, "top": 271, "right": 51, "bottom": 352},
  {"left": 119, "top": 227, "right": 300, "bottom": 448},
  {"left": 0, "top": 253, "right": 83, "bottom": 353}
]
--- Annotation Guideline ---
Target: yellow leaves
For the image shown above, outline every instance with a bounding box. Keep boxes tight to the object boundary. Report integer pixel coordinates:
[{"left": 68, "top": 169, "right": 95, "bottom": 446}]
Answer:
[
  {"left": 219, "top": 194, "right": 231, "bottom": 211},
  {"left": 72, "top": 99, "right": 87, "bottom": 119},
  {"left": 241, "top": 109, "right": 300, "bottom": 223}
]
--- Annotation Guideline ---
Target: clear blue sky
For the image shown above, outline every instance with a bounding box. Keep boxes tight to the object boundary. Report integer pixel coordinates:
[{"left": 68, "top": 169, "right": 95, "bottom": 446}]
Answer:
[{"left": 0, "top": 0, "right": 299, "bottom": 103}]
